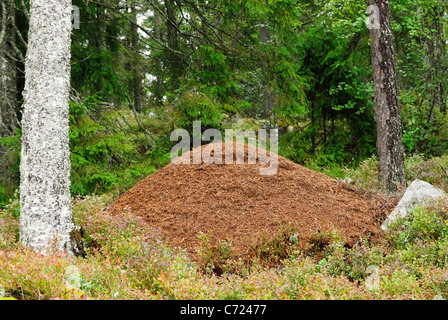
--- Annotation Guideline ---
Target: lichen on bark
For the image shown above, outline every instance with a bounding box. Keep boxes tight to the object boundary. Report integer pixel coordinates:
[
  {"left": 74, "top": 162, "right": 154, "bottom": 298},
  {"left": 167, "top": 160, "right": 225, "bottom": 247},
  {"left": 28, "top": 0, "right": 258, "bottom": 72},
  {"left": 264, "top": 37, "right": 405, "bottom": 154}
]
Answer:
[
  {"left": 369, "top": 0, "right": 406, "bottom": 194},
  {"left": 19, "top": 0, "right": 76, "bottom": 254}
]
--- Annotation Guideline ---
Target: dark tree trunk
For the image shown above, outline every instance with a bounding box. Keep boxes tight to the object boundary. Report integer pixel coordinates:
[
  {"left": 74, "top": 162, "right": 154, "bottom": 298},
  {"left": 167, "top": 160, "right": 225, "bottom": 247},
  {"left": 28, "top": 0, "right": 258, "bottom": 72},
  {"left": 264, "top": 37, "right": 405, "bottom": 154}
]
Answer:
[
  {"left": 130, "top": 8, "right": 143, "bottom": 113},
  {"left": 368, "top": 0, "right": 406, "bottom": 193},
  {"left": 0, "top": 0, "right": 19, "bottom": 137},
  {"left": 259, "top": 19, "right": 274, "bottom": 124},
  {"left": 165, "top": 0, "right": 181, "bottom": 91},
  {"left": 151, "top": 0, "right": 164, "bottom": 106}
]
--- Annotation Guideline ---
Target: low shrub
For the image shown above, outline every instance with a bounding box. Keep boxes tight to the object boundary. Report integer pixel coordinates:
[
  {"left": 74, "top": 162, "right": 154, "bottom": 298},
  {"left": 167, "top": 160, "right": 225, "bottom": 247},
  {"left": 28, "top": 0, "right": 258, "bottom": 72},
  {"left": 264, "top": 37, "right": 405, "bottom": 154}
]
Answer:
[
  {"left": 1, "top": 190, "right": 448, "bottom": 300},
  {"left": 0, "top": 197, "right": 20, "bottom": 250},
  {"left": 249, "top": 222, "right": 301, "bottom": 267},
  {"left": 386, "top": 200, "right": 448, "bottom": 249},
  {"left": 195, "top": 231, "right": 240, "bottom": 276}
]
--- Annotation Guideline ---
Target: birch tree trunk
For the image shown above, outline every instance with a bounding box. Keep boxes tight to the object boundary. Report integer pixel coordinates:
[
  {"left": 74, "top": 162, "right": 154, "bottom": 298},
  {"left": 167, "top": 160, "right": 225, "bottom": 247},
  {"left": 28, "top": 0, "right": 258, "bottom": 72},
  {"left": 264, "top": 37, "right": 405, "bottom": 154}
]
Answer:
[
  {"left": 20, "top": 0, "right": 76, "bottom": 254},
  {"left": 368, "top": 0, "right": 406, "bottom": 193}
]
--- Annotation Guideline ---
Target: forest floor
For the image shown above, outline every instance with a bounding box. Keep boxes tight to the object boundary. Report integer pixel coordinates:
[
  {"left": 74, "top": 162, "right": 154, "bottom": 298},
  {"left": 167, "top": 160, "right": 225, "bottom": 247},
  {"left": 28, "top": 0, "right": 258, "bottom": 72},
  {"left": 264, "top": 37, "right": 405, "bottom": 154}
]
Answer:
[
  {"left": 3, "top": 144, "right": 448, "bottom": 300},
  {"left": 107, "top": 142, "right": 398, "bottom": 264}
]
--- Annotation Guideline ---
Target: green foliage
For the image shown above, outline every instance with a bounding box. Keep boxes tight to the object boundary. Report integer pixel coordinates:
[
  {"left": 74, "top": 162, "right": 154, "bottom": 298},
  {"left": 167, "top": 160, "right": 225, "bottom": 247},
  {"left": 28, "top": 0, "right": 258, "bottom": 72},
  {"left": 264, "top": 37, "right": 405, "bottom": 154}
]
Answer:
[
  {"left": 192, "top": 46, "right": 239, "bottom": 100},
  {"left": 69, "top": 95, "right": 166, "bottom": 196},
  {"left": 0, "top": 131, "right": 21, "bottom": 207},
  {"left": 3, "top": 0, "right": 448, "bottom": 301},
  {"left": 341, "top": 153, "right": 448, "bottom": 198},
  {"left": 71, "top": 0, "right": 129, "bottom": 104},
  {"left": 173, "top": 90, "right": 224, "bottom": 132},
  {"left": 400, "top": 91, "right": 448, "bottom": 156},
  {"left": 391, "top": 0, "right": 448, "bottom": 157},
  {"left": 2, "top": 190, "right": 448, "bottom": 300},
  {"left": 196, "top": 231, "right": 239, "bottom": 276},
  {"left": 250, "top": 223, "right": 301, "bottom": 267},
  {"left": 276, "top": 2, "right": 376, "bottom": 168},
  {"left": 405, "top": 154, "right": 448, "bottom": 192},
  {"left": 4, "top": 0, "right": 447, "bottom": 209},
  {"left": 72, "top": 194, "right": 175, "bottom": 295},
  {"left": 386, "top": 201, "right": 448, "bottom": 250},
  {"left": 343, "top": 155, "right": 381, "bottom": 193},
  {"left": 0, "top": 196, "right": 20, "bottom": 250}
]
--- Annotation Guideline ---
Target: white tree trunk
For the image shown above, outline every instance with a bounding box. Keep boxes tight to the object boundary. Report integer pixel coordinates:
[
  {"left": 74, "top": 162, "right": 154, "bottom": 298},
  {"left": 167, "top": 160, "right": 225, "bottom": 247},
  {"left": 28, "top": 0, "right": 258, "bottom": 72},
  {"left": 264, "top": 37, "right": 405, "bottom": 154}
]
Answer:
[{"left": 19, "top": 0, "right": 75, "bottom": 254}]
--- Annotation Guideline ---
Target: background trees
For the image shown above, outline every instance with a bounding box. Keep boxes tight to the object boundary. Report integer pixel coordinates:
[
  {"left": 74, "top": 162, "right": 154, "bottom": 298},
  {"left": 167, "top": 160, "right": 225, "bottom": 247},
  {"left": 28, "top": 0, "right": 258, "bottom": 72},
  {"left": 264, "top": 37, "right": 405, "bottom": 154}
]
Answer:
[
  {"left": 0, "top": 0, "right": 19, "bottom": 138},
  {"left": 0, "top": 0, "right": 447, "bottom": 203}
]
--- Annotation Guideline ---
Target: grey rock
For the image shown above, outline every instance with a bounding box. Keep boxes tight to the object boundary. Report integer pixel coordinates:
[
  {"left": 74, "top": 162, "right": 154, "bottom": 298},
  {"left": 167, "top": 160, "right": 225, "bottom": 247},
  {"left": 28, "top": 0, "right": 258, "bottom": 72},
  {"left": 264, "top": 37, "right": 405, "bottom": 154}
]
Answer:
[{"left": 381, "top": 179, "right": 447, "bottom": 230}]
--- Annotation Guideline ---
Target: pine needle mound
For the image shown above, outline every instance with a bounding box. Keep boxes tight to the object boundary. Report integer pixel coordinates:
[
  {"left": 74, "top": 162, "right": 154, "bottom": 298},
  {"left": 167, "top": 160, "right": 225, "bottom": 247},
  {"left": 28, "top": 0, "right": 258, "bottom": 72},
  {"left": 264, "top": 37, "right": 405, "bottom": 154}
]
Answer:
[{"left": 107, "top": 142, "right": 396, "bottom": 261}]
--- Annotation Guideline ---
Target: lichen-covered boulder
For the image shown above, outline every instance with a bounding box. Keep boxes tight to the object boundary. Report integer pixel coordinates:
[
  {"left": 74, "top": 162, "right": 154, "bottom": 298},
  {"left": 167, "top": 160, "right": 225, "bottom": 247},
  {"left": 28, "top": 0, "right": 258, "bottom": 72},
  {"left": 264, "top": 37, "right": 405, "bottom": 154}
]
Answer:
[{"left": 381, "top": 179, "right": 448, "bottom": 231}]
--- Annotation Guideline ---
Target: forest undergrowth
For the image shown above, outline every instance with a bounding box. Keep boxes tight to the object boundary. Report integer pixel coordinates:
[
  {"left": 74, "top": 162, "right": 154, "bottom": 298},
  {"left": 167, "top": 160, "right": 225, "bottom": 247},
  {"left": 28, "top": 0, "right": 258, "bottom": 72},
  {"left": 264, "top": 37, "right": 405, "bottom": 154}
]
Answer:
[{"left": 1, "top": 155, "right": 448, "bottom": 300}]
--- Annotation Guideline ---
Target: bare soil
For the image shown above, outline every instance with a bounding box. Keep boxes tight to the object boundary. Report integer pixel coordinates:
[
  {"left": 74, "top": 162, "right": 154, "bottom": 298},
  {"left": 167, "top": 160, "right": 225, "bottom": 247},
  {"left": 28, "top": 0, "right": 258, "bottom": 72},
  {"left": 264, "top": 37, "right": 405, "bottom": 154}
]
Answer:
[{"left": 107, "top": 142, "right": 397, "bottom": 262}]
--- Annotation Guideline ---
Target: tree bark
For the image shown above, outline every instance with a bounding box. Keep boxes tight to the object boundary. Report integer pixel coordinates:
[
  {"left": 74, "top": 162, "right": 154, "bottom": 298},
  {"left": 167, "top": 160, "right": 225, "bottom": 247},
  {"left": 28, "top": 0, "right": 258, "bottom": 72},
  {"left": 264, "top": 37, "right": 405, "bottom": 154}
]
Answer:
[
  {"left": 165, "top": 0, "right": 181, "bottom": 91},
  {"left": 259, "top": 18, "right": 276, "bottom": 126},
  {"left": 130, "top": 7, "right": 143, "bottom": 113},
  {"left": 368, "top": 0, "right": 406, "bottom": 193},
  {"left": 151, "top": 0, "right": 164, "bottom": 106},
  {"left": 0, "top": 0, "right": 19, "bottom": 137},
  {"left": 19, "top": 0, "right": 77, "bottom": 254}
]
